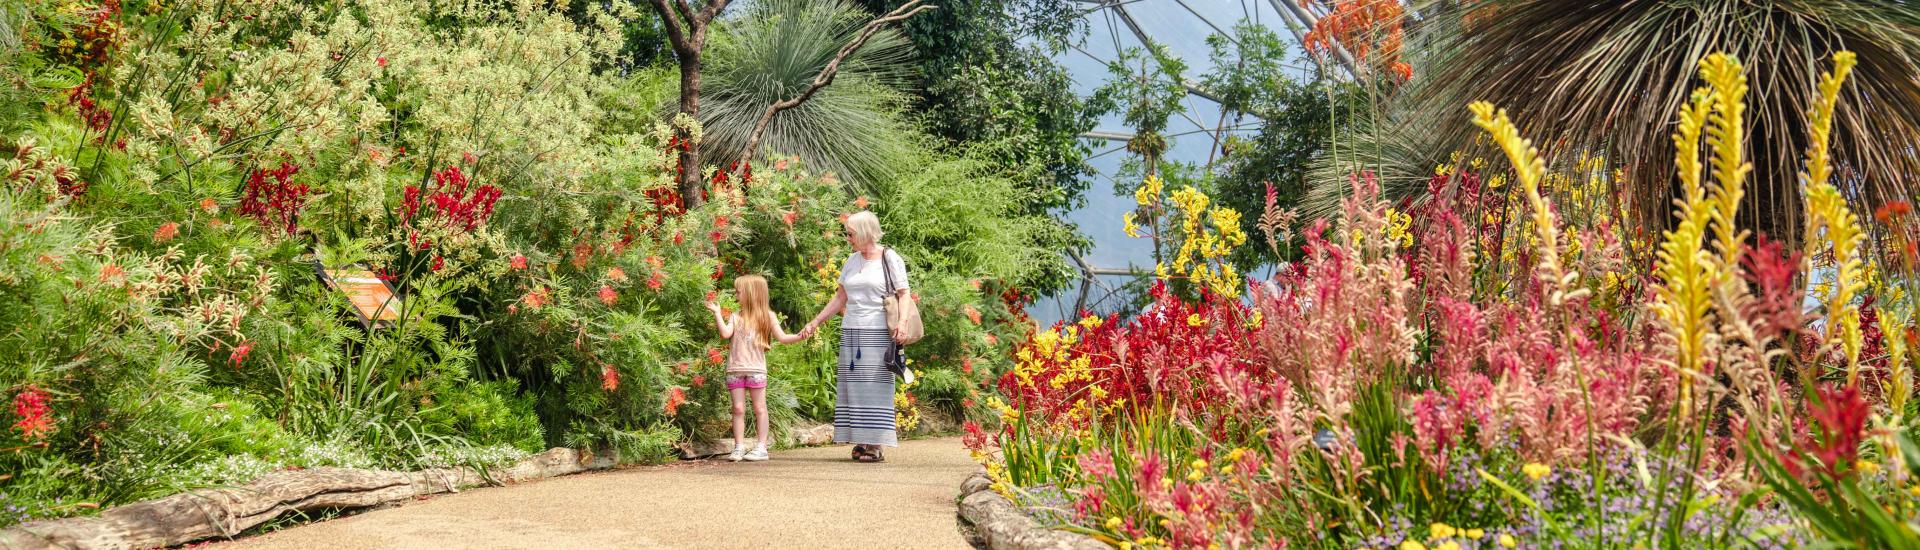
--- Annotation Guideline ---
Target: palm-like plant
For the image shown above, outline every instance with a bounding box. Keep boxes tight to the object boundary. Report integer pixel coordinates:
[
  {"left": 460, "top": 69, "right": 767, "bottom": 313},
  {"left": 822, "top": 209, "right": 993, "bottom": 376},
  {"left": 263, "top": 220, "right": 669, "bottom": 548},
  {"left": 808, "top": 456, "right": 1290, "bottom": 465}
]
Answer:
[
  {"left": 700, "top": 0, "right": 916, "bottom": 191},
  {"left": 1312, "top": 0, "right": 1920, "bottom": 249}
]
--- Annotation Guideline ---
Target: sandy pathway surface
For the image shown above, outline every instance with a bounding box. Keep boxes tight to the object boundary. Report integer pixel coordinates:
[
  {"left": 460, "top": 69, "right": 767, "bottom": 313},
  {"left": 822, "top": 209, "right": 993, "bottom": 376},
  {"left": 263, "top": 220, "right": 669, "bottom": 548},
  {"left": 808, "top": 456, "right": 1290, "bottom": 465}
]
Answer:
[{"left": 214, "top": 437, "right": 977, "bottom": 550}]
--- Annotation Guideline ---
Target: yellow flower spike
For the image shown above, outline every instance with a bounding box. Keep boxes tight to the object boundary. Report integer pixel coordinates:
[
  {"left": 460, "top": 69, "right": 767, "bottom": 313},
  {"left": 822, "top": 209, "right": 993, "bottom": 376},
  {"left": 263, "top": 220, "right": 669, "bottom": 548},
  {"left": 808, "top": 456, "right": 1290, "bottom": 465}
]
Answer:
[
  {"left": 1465, "top": 529, "right": 1485, "bottom": 540},
  {"left": 1499, "top": 534, "right": 1517, "bottom": 548},
  {"left": 1437, "top": 542, "right": 1461, "bottom": 550},
  {"left": 1401, "top": 541, "right": 1429, "bottom": 550},
  {"left": 1191, "top": 458, "right": 1208, "bottom": 470},
  {"left": 1124, "top": 212, "right": 1140, "bottom": 238},
  {"left": 1187, "top": 314, "right": 1205, "bottom": 327},
  {"left": 1858, "top": 460, "right": 1880, "bottom": 474},
  {"left": 1186, "top": 470, "right": 1205, "bottom": 481},
  {"left": 1650, "top": 70, "right": 1722, "bottom": 414},
  {"left": 1106, "top": 517, "right": 1123, "bottom": 530},
  {"left": 1430, "top": 523, "right": 1457, "bottom": 540},
  {"left": 1698, "top": 53, "right": 1752, "bottom": 269},
  {"left": 1468, "top": 100, "right": 1580, "bottom": 312},
  {"left": 1523, "top": 462, "right": 1551, "bottom": 481},
  {"left": 1801, "top": 51, "right": 1868, "bottom": 385}
]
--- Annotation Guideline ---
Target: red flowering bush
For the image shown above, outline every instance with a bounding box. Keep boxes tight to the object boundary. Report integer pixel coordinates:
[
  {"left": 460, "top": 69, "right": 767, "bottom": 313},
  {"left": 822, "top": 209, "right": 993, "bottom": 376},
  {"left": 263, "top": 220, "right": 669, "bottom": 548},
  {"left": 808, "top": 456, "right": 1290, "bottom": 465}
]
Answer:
[{"left": 236, "top": 161, "right": 310, "bottom": 237}]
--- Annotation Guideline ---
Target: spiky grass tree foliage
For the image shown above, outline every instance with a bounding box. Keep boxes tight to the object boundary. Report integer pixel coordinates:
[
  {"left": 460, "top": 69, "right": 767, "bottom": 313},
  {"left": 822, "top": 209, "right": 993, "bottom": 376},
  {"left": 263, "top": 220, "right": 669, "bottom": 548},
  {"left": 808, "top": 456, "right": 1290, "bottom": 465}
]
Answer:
[
  {"left": 1314, "top": 0, "right": 1920, "bottom": 249},
  {"left": 700, "top": 0, "right": 916, "bottom": 191}
]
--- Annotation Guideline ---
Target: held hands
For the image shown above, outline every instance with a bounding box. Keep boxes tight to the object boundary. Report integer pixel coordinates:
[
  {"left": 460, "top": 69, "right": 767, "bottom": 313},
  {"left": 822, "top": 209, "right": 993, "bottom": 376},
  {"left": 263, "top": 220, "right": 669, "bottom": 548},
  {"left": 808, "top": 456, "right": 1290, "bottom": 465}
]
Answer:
[{"left": 798, "top": 321, "right": 818, "bottom": 340}]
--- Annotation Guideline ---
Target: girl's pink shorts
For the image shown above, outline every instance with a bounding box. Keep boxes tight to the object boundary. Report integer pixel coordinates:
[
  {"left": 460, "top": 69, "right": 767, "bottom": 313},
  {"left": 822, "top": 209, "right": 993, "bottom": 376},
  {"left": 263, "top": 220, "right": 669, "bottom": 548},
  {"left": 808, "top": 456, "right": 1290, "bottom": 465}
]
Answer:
[{"left": 726, "top": 373, "right": 768, "bottom": 390}]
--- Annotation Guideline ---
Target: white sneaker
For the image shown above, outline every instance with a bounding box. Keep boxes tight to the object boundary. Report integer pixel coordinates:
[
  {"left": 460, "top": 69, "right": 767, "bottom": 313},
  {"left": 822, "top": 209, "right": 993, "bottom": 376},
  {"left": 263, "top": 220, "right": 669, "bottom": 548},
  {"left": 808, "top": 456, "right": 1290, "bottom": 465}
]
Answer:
[
  {"left": 727, "top": 445, "right": 748, "bottom": 462},
  {"left": 743, "top": 446, "right": 769, "bottom": 462}
]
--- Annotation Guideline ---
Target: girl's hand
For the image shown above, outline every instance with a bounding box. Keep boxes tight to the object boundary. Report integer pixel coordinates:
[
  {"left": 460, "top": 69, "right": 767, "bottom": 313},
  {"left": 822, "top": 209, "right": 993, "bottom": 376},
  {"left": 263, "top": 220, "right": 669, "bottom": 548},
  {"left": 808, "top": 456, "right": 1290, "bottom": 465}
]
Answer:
[{"left": 705, "top": 301, "right": 722, "bottom": 314}]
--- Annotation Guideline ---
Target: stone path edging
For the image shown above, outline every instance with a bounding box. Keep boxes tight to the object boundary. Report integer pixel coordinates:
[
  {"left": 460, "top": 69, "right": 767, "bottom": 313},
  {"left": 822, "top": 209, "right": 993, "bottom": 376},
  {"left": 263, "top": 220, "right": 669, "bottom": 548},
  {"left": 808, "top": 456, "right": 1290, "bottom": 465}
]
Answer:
[
  {"left": 0, "top": 422, "right": 842, "bottom": 550},
  {"left": 955, "top": 471, "right": 1107, "bottom": 550}
]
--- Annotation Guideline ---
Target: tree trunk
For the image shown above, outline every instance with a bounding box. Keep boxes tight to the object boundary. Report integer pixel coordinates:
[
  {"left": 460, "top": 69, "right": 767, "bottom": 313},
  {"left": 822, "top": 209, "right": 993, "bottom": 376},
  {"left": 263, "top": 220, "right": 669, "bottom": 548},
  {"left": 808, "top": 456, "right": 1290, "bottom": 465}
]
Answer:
[{"left": 678, "top": 56, "right": 705, "bottom": 208}]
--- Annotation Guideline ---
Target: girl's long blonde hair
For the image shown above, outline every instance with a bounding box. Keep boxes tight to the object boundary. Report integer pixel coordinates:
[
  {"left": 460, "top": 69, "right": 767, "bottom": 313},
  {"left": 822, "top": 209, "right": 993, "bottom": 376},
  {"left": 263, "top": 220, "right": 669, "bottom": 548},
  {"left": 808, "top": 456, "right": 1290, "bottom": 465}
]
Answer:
[{"left": 734, "top": 275, "right": 776, "bottom": 351}]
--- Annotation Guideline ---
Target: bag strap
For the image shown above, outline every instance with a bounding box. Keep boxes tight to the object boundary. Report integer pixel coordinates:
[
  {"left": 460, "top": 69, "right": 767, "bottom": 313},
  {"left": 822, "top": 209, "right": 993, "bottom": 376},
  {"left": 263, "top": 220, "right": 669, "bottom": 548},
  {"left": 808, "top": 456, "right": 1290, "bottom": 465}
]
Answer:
[{"left": 880, "top": 247, "right": 897, "bottom": 296}]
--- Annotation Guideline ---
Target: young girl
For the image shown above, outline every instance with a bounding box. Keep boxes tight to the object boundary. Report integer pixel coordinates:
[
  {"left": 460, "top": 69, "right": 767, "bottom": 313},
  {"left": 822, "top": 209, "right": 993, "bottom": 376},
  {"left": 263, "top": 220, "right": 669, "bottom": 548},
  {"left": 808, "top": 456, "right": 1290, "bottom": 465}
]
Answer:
[{"left": 706, "top": 275, "right": 806, "bottom": 462}]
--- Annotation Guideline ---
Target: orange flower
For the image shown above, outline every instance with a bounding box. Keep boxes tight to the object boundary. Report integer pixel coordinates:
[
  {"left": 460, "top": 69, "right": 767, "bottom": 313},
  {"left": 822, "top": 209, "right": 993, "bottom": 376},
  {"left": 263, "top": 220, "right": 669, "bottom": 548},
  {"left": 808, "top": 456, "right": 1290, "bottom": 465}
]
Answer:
[
  {"left": 98, "top": 263, "right": 124, "bottom": 284},
  {"left": 664, "top": 387, "right": 687, "bottom": 416},
  {"left": 153, "top": 221, "right": 179, "bottom": 242},
  {"left": 522, "top": 287, "right": 550, "bottom": 309},
  {"left": 1875, "top": 200, "right": 1912, "bottom": 224},
  {"left": 598, "top": 285, "right": 618, "bottom": 305},
  {"left": 607, "top": 267, "right": 628, "bottom": 282},
  {"left": 964, "top": 304, "right": 982, "bottom": 325},
  {"left": 600, "top": 363, "right": 620, "bottom": 391},
  {"left": 199, "top": 198, "right": 219, "bottom": 214},
  {"left": 707, "top": 347, "right": 724, "bottom": 364},
  {"left": 854, "top": 196, "right": 870, "bottom": 209},
  {"left": 510, "top": 254, "right": 528, "bottom": 270}
]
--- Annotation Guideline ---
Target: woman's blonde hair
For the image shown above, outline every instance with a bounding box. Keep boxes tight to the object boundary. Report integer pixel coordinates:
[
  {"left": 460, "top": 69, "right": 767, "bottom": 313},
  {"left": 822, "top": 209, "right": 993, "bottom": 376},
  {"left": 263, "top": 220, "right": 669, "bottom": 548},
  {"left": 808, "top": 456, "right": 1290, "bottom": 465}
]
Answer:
[
  {"left": 734, "top": 275, "right": 777, "bottom": 351},
  {"left": 844, "top": 211, "right": 883, "bottom": 245}
]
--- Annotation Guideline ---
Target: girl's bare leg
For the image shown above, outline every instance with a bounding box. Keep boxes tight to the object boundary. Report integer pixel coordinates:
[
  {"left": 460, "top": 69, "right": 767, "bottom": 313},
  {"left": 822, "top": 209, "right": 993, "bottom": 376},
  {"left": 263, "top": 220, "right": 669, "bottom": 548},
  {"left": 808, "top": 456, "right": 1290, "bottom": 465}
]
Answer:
[
  {"left": 750, "top": 386, "right": 770, "bottom": 448},
  {"left": 730, "top": 386, "right": 748, "bottom": 448}
]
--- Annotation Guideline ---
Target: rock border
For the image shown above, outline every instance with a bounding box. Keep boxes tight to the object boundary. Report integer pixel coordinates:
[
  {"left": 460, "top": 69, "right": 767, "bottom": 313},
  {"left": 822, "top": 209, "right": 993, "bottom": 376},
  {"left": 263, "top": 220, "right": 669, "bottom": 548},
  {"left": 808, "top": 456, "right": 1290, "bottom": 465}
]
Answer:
[
  {"left": 956, "top": 471, "right": 1107, "bottom": 550},
  {"left": 0, "top": 447, "right": 616, "bottom": 550}
]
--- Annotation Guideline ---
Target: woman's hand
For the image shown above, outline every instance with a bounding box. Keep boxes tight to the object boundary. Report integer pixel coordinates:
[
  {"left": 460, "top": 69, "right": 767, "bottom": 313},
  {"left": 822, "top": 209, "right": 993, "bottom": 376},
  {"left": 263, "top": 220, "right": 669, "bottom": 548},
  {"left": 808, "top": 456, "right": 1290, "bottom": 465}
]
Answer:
[
  {"left": 799, "top": 321, "right": 818, "bottom": 339},
  {"left": 891, "top": 324, "right": 907, "bottom": 343}
]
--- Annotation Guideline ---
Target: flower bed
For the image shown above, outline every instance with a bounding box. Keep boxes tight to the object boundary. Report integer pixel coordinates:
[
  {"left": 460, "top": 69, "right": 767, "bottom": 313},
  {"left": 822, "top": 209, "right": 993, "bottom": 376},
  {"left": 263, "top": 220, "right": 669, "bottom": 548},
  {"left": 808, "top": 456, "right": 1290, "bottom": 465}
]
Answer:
[{"left": 967, "top": 52, "right": 1920, "bottom": 548}]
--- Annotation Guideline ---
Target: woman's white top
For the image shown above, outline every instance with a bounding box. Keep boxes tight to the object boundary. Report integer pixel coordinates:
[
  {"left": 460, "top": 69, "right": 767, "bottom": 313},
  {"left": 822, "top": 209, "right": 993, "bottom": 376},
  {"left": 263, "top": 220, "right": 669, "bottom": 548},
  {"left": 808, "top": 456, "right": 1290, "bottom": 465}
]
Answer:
[{"left": 839, "top": 249, "right": 909, "bottom": 329}]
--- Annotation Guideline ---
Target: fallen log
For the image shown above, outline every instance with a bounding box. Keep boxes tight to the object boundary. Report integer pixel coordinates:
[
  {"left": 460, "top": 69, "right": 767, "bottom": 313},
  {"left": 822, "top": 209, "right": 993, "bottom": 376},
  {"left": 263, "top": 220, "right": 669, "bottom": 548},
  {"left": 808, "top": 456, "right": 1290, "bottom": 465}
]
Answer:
[{"left": 0, "top": 447, "right": 615, "bottom": 550}]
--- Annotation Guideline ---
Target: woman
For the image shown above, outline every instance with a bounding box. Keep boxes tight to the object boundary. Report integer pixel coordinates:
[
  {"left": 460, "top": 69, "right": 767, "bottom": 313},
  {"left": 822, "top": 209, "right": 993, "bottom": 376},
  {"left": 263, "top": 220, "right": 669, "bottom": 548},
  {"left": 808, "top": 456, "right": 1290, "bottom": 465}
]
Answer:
[{"left": 801, "top": 211, "right": 910, "bottom": 462}]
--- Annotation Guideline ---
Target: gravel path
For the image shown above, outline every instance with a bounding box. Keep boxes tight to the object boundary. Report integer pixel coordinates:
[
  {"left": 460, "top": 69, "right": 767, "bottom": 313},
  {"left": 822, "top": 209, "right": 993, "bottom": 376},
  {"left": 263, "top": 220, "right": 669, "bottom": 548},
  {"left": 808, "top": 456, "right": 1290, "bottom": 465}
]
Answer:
[{"left": 215, "top": 437, "right": 978, "bottom": 550}]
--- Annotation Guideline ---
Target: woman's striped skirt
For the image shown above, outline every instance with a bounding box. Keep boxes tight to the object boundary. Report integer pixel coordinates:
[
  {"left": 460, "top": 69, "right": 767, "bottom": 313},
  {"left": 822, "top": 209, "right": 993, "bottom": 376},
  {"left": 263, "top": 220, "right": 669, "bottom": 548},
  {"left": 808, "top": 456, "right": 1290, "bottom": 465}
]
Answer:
[{"left": 834, "top": 327, "right": 897, "bottom": 447}]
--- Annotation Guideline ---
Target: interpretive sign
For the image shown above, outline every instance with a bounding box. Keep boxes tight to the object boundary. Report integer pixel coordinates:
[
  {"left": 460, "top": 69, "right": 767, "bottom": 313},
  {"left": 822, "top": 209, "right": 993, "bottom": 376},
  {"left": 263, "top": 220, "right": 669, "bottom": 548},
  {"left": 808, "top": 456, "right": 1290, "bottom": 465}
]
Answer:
[{"left": 315, "top": 262, "right": 402, "bottom": 327}]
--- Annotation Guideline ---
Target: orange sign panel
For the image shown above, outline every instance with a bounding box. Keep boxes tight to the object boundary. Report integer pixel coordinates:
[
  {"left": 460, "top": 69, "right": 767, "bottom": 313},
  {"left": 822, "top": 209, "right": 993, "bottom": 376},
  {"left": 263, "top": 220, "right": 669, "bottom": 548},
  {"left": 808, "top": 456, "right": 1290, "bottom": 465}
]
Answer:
[{"left": 324, "top": 268, "right": 401, "bottom": 324}]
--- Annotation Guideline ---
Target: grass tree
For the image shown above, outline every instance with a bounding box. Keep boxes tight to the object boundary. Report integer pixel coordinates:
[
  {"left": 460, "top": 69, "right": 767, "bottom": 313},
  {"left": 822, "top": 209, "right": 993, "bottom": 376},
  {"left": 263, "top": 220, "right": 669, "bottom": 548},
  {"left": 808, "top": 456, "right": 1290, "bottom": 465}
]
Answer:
[
  {"left": 703, "top": 0, "right": 932, "bottom": 192},
  {"left": 643, "top": 0, "right": 931, "bottom": 205},
  {"left": 1325, "top": 0, "right": 1920, "bottom": 251}
]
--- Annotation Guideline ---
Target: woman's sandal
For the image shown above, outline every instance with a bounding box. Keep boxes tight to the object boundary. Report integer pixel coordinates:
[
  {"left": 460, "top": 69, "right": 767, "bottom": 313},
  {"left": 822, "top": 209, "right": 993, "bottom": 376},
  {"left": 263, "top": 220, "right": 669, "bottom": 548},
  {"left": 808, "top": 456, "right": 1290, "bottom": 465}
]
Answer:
[
  {"left": 856, "top": 447, "right": 885, "bottom": 463},
  {"left": 850, "top": 444, "right": 867, "bottom": 461}
]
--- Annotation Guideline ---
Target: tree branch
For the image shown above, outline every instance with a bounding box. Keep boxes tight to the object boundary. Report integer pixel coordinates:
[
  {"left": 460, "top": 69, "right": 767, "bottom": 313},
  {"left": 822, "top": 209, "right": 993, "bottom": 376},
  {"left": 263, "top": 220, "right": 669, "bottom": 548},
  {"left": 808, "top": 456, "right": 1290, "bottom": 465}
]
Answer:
[
  {"left": 647, "top": 0, "right": 693, "bottom": 55},
  {"left": 735, "top": 1, "right": 936, "bottom": 165},
  {"left": 674, "top": 0, "right": 699, "bottom": 27},
  {"left": 697, "top": 0, "right": 732, "bottom": 25}
]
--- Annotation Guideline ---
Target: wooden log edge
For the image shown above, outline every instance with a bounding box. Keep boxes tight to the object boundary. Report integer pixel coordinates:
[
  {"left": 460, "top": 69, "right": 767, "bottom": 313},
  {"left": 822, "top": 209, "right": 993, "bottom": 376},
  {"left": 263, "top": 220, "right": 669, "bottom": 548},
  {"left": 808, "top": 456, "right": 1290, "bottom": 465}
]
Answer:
[
  {"left": 0, "top": 447, "right": 618, "bottom": 550},
  {"left": 954, "top": 470, "right": 1107, "bottom": 550}
]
